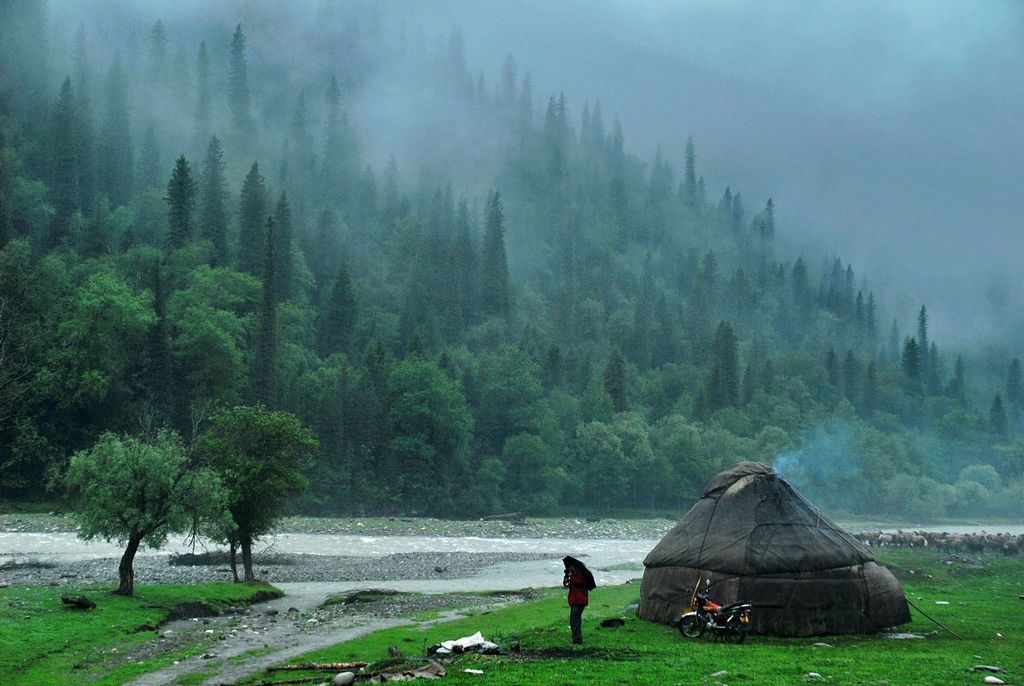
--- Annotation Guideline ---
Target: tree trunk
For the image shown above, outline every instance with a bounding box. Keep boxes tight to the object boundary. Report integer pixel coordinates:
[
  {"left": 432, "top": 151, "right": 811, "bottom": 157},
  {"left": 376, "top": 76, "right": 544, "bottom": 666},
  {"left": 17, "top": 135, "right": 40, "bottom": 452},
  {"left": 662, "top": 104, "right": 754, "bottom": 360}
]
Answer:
[
  {"left": 116, "top": 535, "right": 142, "bottom": 596},
  {"left": 241, "top": 536, "right": 255, "bottom": 582},
  {"left": 229, "top": 540, "right": 240, "bottom": 583}
]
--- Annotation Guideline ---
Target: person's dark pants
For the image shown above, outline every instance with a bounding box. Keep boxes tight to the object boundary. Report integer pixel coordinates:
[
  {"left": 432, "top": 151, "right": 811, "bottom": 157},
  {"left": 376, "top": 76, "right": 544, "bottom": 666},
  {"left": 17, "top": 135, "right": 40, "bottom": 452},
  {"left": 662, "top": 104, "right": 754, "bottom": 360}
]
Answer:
[{"left": 569, "top": 604, "right": 585, "bottom": 644}]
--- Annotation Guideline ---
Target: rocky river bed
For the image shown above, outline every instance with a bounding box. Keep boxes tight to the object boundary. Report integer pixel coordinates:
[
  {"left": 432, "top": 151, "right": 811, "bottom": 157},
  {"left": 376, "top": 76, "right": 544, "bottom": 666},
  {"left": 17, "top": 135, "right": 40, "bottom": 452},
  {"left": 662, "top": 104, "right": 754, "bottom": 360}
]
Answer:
[{"left": 0, "top": 550, "right": 562, "bottom": 586}]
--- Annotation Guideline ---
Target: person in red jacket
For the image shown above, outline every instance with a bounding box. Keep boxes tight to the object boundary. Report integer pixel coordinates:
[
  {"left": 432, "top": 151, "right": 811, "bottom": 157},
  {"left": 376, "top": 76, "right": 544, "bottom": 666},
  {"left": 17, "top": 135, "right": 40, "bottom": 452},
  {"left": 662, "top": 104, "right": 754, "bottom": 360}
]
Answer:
[{"left": 562, "top": 556, "right": 594, "bottom": 644}]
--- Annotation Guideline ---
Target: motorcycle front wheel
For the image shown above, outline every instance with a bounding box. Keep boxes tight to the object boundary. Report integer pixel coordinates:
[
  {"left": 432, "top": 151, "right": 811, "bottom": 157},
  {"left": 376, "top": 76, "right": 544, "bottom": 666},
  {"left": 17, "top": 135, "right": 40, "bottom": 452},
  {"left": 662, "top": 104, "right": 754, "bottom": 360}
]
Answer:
[{"left": 679, "top": 615, "right": 704, "bottom": 638}]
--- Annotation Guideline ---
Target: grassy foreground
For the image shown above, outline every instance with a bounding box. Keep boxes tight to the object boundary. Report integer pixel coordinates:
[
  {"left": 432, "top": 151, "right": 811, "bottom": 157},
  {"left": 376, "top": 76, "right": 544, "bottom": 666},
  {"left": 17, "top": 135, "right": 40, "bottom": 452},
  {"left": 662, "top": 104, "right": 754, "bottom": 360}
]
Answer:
[
  {"left": 247, "top": 550, "right": 1023, "bottom": 686},
  {"left": 0, "top": 581, "right": 282, "bottom": 686}
]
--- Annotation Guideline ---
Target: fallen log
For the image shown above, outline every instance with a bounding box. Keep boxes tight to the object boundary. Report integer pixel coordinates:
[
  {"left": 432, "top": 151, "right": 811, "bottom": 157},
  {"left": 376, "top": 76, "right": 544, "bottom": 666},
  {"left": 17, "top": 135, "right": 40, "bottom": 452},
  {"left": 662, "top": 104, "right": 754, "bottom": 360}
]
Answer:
[
  {"left": 480, "top": 512, "right": 524, "bottom": 522},
  {"left": 220, "top": 678, "right": 323, "bottom": 686},
  {"left": 266, "top": 662, "right": 368, "bottom": 672},
  {"left": 61, "top": 594, "right": 96, "bottom": 609}
]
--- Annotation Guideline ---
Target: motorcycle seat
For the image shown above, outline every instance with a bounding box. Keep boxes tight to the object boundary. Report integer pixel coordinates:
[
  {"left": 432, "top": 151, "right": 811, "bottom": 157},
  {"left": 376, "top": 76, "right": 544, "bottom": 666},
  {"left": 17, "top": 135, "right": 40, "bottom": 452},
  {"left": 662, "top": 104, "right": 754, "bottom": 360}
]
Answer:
[{"left": 720, "top": 602, "right": 751, "bottom": 612}]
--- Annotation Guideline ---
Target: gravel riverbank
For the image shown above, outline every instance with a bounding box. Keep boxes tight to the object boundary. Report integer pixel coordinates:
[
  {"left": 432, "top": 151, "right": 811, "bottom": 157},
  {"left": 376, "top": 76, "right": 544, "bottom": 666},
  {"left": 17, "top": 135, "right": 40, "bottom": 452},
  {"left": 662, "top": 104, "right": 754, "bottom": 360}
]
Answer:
[{"left": 0, "top": 551, "right": 560, "bottom": 586}]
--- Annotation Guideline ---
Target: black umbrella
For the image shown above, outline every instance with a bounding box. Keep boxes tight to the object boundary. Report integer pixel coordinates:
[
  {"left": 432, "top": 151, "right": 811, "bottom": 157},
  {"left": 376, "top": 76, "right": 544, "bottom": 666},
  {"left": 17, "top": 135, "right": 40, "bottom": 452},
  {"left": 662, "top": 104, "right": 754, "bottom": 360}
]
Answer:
[{"left": 563, "top": 555, "right": 597, "bottom": 590}]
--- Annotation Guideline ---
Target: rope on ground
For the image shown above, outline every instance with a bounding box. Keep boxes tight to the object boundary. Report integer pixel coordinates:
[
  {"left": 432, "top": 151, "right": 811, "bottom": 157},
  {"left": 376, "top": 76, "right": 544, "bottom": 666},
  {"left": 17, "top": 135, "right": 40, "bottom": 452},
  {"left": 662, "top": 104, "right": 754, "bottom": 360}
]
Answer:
[{"left": 905, "top": 597, "right": 965, "bottom": 639}]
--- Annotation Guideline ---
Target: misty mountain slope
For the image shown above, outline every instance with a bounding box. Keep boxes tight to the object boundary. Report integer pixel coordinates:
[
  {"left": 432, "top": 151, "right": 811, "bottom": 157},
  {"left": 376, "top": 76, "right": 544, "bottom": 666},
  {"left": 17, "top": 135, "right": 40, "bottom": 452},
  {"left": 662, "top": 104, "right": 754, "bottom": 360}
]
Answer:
[{"left": 0, "top": 1, "right": 1022, "bottom": 519}]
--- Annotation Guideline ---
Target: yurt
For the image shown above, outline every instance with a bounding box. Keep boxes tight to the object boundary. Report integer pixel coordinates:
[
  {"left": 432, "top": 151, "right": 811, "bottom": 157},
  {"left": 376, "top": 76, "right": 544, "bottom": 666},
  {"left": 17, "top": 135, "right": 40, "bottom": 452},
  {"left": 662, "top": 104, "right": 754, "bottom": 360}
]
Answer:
[{"left": 639, "top": 461, "right": 910, "bottom": 636}]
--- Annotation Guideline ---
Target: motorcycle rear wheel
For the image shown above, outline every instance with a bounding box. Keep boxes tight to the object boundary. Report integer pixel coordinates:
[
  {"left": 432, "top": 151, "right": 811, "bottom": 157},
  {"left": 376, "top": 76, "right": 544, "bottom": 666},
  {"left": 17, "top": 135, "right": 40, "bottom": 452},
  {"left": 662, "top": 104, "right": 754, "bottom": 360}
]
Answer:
[
  {"left": 679, "top": 615, "right": 704, "bottom": 638},
  {"left": 724, "top": 627, "right": 746, "bottom": 644}
]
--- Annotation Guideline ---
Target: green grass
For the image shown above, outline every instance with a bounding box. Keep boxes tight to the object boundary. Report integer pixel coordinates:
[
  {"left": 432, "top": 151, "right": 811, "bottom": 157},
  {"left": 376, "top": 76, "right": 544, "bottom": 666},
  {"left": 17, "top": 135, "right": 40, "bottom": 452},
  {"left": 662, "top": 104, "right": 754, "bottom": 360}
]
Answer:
[
  {"left": 172, "top": 670, "right": 217, "bottom": 685},
  {"left": 245, "top": 550, "right": 1024, "bottom": 686},
  {"left": 0, "top": 581, "right": 282, "bottom": 686}
]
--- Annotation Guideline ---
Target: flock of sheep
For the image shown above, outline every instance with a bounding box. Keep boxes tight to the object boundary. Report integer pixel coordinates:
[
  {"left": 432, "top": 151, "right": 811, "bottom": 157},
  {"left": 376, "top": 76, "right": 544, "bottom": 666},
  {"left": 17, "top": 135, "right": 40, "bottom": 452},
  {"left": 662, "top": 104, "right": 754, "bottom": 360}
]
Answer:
[{"left": 853, "top": 529, "right": 1023, "bottom": 556}]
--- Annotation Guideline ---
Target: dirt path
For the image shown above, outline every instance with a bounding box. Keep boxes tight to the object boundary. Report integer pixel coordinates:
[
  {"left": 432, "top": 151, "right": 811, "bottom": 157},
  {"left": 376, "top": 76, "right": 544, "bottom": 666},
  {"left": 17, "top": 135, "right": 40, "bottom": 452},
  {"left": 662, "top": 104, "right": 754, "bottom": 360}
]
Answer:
[{"left": 123, "top": 588, "right": 526, "bottom": 686}]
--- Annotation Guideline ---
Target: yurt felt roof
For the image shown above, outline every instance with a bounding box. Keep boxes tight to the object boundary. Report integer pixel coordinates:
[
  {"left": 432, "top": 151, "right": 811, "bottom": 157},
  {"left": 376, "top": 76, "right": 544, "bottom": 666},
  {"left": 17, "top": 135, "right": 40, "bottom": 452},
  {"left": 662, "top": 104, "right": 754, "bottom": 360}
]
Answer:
[{"left": 643, "top": 461, "right": 875, "bottom": 576}]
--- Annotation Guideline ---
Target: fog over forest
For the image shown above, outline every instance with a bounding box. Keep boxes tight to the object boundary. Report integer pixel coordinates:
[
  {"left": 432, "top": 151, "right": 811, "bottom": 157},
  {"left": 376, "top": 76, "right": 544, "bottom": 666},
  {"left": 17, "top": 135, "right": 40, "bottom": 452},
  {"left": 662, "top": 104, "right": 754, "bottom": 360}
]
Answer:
[{"left": 2, "top": 0, "right": 1023, "bottom": 519}]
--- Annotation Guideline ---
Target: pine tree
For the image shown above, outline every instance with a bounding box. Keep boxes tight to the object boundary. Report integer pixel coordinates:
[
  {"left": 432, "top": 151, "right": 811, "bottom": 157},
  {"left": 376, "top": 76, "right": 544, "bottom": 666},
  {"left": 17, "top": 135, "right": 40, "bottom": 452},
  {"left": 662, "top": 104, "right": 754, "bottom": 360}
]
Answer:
[
  {"left": 854, "top": 291, "right": 866, "bottom": 335},
  {"left": 145, "top": 19, "right": 166, "bottom": 82},
  {"left": 78, "top": 201, "right": 110, "bottom": 258},
  {"left": 682, "top": 135, "right": 697, "bottom": 206},
  {"left": 1007, "top": 358, "right": 1023, "bottom": 423},
  {"left": 603, "top": 347, "right": 628, "bottom": 412},
  {"left": 138, "top": 123, "right": 162, "bottom": 191},
  {"left": 947, "top": 354, "right": 966, "bottom": 405},
  {"left": 901, "top": 337, "right": 921, "bottom": 384},
  {"left": 761, "top": 359, "right": 775, "bottom": 395},
  {"left": 888, "top": 320, "right": 900, "bottom": 365},
  {"left": 719, "top": 187, "right": 733, "bottom": 216},
  {"left": 517, "top": 71, "right": 534, "bottom": 135},
  {"left": 145, "top": 262, "right": 174, "bottom": 422},
  {"left": 791, "top": 257, "right": 809, "bottom": 314},
  {"left": 74, "top": 24, "right": 97, "bottom": 216},
  {"left": 198, "top": 136, "right": 228, "bottom": 264},
  {"left": 317, "top": 264, "right": 357, "bottom": 357},
  {"left": 741, "top": 361, "right": 756, "bottom": 406},
  {"left": 193, "top": 40, "right": 211, "bottom": 150},
  {"left": 825, "top": 346, "right": 840, "bottom": 387},
  {"left": 237, "top": 161, "right": 267, "bottom": 275},
  {"left": 165, "top": 155, "right": 197, "bottom": 250},
  {"left": 321, "top": 75, "right": 357, "bottom": 206},
  {"left": 500, "top": 53, "right": 517, "bottom": 105},
  {"left": 252, "top": 217, "right": 277, "bottom": 406},
  {"left": 48, "top": 77, "right": 78, "bottom": 248},
  {"left": 272, "top": 192, "right": 293, "bottom": 302},
  {"left": 730, "top": 191, "right": 745, "bottom": 232},
  {"left": 763, "top": 198, "right": 775, "bottom": 239},
  {"left": 313, "top": 208, "right": 339, "bottom": 287},
  {"left": 706, "top": 321, "right": 739, "bottom": 411},
  {"left": 228, "top": 24, "right": 254, "bottom": 136},
  {"left": 479, "top": 191, "right": 510, "bottom": 318},
  {"left": 916, "top": 306, "right": 929, "bottom": 379},
  {"left": 863, "top": 360, "right": 878, "bottom": 414},
  {"left": 866, "top": 293, "right": 877, "bottom": 337},
  {"left": 843, "top": 349, "right": 859, "bottom": 401},
  {"left": 990, "top": 394, "right": 1007, "bottom": 436},
  {"left": 99, "top": 52, "right": 133, "bottom": 206},
  {"left": 454, "top": 198, "right": 476, "bottom": 325}
]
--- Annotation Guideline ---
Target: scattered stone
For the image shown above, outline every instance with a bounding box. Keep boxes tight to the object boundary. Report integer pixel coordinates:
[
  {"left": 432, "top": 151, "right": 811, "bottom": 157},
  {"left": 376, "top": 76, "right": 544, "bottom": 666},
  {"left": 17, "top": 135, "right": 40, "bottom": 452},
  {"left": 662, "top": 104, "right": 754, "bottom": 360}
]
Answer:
[
  {"left": 972, "top": 667, "right": 1005, "bottom": 673},
  {"left": 982, "top": 677, "right": 1005, "bottom": 685},
  {"left": 388, "top": 645, "right": 403, "bottom": 657},
  {"left": 813, "top": 642, "right": 833, "bottom": 648},
  {"left": 600, "top": 618, "right": 625, "bottom": 628},
  {"left": 72, "top": 662, "right": 85, "bottom": 669},
  {"left": 464, "top": 668, "right": 484, "bottom": 674},
  {"left": 935, "top": 601, "right": 949, "bottom": 605},
  {"left": 624, "top": 603, "right": 639, "bottom": 613},
  {"left": 331, "top": 672, "right": 355, "bottom": 686},
  {"left": 306, "top": 618, "right": 319, "bottom": 625},
  {"left": 0, "top": 582, "right": 8, "bottom": 588},
  {"left": 806, "top": 673, "right": 822, "bottom": 679},
  {"left": 60, "top": 594, "right": 96, "bottom": 610},
  {"left": 288, "top": 607, "right": 299, "bottom": 613},
  {"left": 264, "top": 609, "right": 279, "bottom": 616},
  {"left": 200, "top": 652, "right": 217, "bottom": 660},
  {"left": 709, "top": 671, "right": 728, "bottom": 679},
  {"left": 509, "top": 640, "right": 520, "bottom": 652}
]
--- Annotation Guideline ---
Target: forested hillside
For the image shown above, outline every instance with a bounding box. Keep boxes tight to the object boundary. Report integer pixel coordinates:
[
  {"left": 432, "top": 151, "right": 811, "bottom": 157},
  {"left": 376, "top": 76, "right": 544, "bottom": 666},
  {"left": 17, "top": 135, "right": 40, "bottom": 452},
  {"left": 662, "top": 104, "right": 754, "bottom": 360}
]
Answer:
[{"left": 1, "top": 2, "right": 1022, "bottom": 518}]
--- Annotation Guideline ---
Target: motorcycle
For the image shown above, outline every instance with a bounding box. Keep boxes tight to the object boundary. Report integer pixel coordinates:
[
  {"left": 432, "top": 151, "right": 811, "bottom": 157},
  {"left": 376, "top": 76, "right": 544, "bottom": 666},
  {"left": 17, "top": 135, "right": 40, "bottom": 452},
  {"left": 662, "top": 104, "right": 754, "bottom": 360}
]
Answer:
[{"left": 678, "top": 580, "right": 752, "bottom": 644}]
